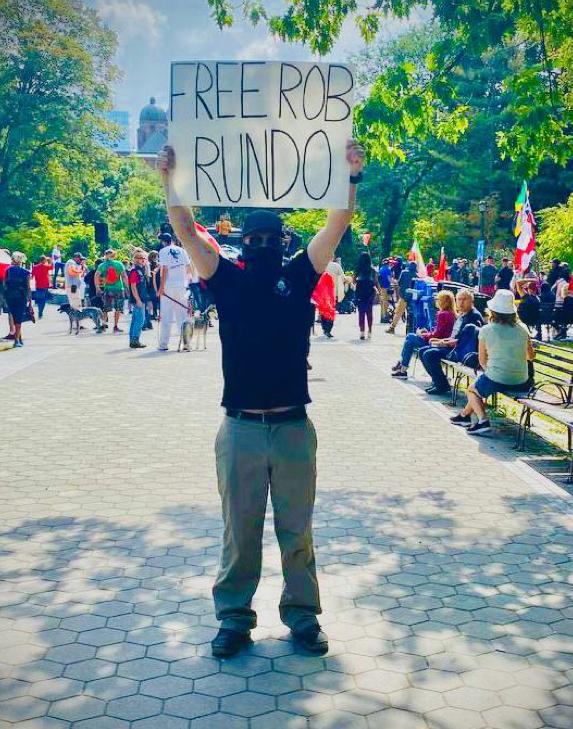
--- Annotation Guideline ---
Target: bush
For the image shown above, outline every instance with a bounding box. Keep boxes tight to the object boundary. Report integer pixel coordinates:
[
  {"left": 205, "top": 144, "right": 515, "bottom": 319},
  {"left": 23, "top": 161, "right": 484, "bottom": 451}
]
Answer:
[
  {"left": 537, "top": 193, "right": 573, "bottom": 269},
  {"left": 0, "top": 214, "right": 96, "bottom": 264}
]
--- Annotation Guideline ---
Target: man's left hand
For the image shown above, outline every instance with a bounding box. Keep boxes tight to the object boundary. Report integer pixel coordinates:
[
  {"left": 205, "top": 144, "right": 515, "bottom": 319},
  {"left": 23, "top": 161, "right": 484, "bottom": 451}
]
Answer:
[{"left": 346, "top": 139, "right": 365, "bottom": 176}]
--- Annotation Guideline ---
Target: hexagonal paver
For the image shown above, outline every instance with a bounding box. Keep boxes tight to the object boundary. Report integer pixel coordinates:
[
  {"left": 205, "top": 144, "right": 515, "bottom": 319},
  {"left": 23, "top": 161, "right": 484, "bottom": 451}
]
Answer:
[
  {"left": 63, "top": 659, "right": 115, "bottom": 682},
  {"left": 356, "top": 669, "right": 408, "bottom": 693},
  {"left": 249, "top": 671, "right": 301, "bottom": 695},
  {"left": 367, "top": 708, "right": 428, "bottom": 729},
  {"left": 444, "top": 686, "right": 500, "bottom": 711},
  {"left": 60, "top": 614, "right": 106, "bottom": 632},
  {"left": 49, "top": 695, "right": 106, "bottom": 722},
  {"left": 47, "top": 643, "right": 95, "bottom": 664},
  {"left": 97, "top": 642, "right": 145, "bottom": 662},
  {"left": 84, "top": 676, "right": 139, "bottom": 700},
  {"left": 220, "top": 654, "right": 271, "bottom": 677},
  {"left": 303, "top": 670, "right": 355, "bottom": 694},
  {"left": 125, "top": 627, "right": 167, "bottom": 646},
  {"left": 132, "top": 717, "right": 189, "bottom": 729},
  {"left": 278, "top": 690, "right": 334, "bottom": 716},
  {"left": 274, "top": 655, "right": 325, "bottom": 675},
  {"left": 410, "top": 669, "right": 462, "bottom": 692},
  {"left": 0, "top": 696, "right": 49, "bottom": 722},
  {"left": 463, "top": 668, "right": 515, "bottom": 690},
  {"left": 117, "top": 658, "right": 168, "bottom": 680},
  {"left": 78, "top": 627, "right": 125, "bottom": 646},
  {"left": 0, "top": 677, "right": 29, "bottom": 699},
  {"left": 499, "top": 685, "right": 556, "bottom": 710},
  {"left": 28, "top": 677, "right": 83, "bottom": 701},
  {"left": 390, "top": 688, "right": 445, "bottom": 713},
  {"left": 193, "top": 715, "right": 249, "bottom": 729},
  {"left": 483, "top": 705, "right": 543, "bottom": 729},
  {"left": 194, "top": 673, "right": 246, "bottom": 697},
  {"left": 147, "top": 640, "right": 197, "bottom": 662},
  {"left": 140, "top": 675, "right": 192, "bottom": 699},
  {"left": 385, "top": 608, "right": 428, "bottom": 625},
  {"left": 427, "top": 706, "right": 485, "bottom": 729},
  {"left": 164, "top": 693, "right": 218, "bottom": 719},
  {"left": 106, "top": 695, "right": 162, "bottom": 721},
  {"left": 221, "top": 691, "right": 276, "bottom": 717},
  {"left": 170, "top": 655, "right": 219, "bottom": 679},
  {"left": 251, "top": 711, "right": 306, "bottom": 729},
  {"left": 310, "top": 709, "right": 368, "bottom": 728},
  {"left": 540, "top": 704, "right": 573, "bottom": 728},
  {"left": 34, "top": 628, "right": 77, "bottom": 646},
  {"left": 73, "top": 718, "right": 129, "bottom": 729},
  {"left": 333, "top": 689, "right": 388, "bottom": 715}
]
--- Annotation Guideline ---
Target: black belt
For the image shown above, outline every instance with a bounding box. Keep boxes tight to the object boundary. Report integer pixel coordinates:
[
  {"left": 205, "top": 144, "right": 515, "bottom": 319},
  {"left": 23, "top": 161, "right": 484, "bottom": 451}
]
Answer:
[{"left": 225, "top": 407, "right": 307, "bottom": 424}]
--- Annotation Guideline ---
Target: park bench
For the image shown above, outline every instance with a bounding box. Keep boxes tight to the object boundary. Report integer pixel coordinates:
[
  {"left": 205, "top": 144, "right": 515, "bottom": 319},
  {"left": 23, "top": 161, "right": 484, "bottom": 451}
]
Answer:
[
  {"left": 440, "top": 342, "right": 573, "bottom": 482},
  {"left": 515, "top": 342, "right": 573, "bottom": 482}
]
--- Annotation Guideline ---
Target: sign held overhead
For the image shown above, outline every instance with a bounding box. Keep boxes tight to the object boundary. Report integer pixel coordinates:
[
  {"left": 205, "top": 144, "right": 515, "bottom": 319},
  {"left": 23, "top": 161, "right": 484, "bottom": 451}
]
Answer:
[{"left": 168, "top": 60, "right": 354, "bottom": 209}]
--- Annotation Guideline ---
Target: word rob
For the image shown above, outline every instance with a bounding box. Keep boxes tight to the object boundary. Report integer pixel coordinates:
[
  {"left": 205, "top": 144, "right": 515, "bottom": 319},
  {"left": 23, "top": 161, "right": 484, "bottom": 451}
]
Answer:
[{"left": 168, "top": 60, "right": 354, "bottom": 210}]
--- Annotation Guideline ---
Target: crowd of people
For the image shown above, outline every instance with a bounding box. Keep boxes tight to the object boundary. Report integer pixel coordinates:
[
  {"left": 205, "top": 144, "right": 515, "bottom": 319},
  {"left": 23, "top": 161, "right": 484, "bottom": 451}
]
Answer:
[{"left": 0, "top": 233, "right": 213, "bottom": 350}]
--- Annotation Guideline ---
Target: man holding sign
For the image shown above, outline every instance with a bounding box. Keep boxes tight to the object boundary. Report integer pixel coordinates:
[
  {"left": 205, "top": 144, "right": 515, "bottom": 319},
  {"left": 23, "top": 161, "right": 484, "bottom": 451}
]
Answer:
[{"left": 159, "top": 59, "right": 363, "bottom": 658}]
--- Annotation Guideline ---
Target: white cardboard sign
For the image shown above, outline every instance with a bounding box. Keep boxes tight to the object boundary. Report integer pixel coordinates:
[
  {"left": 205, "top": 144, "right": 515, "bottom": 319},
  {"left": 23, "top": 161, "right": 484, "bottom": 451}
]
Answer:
[{"left": 168, "top": 60, "right": 354, "bottom": 209}]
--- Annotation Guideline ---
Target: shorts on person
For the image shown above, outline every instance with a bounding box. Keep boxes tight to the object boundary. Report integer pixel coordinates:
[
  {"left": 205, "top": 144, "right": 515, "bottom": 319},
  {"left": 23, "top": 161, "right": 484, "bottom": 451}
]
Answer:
[
  {"left": 473, "top": 373, "right": 530, "bottom": 399},
  {"left": 103, "top": 291, "right": 125, "bottom": 312}
]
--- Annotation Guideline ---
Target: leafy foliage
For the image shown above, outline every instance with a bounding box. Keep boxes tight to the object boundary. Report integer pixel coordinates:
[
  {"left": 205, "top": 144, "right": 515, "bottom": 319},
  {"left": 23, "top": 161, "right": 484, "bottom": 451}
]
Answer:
[
  {"left": 537, "top": 194, "right": 573, "bottom": 268},
  {"left": 0, "top": 0, "right": 119, "bottom": 228},
  {"left": 209, "top": 0, "right": 573, "bottom": 175},
  {"left": 0, "top": 213, "right": 96, "bottom": 264}
]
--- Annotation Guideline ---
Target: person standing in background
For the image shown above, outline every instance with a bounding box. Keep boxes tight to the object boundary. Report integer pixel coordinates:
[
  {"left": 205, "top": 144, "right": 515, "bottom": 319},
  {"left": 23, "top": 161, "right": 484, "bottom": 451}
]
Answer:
[
  {"left": 31, "top": 255, "right": 52, "bottom": 318},
  {"left": 51, "top": 244, "right": 64, "bottom": 288},
  {"left": 128, "top": 249, "right": 149, "bottom": 349},
  {"left": 378, "top": 258, "right": 393, "bottom": 323},
  {"left": 157, "top": 232, "right": 191, "bottom": 351},
  {"left": 4, "top": 252, "right": 31, "bottom": 348},
  {"left": 95, "top": 249, "right": 129, "bottom": 333},
  {"left": 64, "top": 252, "right": 85, "bottom": 310},
  {"left": 480, "top": 255, "right": 497, "bottom": 296}
]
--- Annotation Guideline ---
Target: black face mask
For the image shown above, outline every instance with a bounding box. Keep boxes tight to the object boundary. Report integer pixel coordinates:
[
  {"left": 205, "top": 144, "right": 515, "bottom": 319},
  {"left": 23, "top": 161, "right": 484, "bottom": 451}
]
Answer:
[{"left": 242, "top": 244, "right": 283, "bottom": 278}]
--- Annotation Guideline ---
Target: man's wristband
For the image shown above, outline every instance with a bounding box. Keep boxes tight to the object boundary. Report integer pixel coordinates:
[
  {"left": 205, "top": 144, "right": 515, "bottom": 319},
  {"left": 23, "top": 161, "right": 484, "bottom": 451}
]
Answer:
[{"left": 350, "top": 172, "right": 364, "bottom": 184}]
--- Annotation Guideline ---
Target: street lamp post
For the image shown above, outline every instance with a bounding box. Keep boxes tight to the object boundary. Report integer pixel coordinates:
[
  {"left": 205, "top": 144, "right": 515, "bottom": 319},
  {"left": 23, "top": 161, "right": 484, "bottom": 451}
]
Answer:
[{"left": 478, "top": 199, "right": 487, "bottom": 290}]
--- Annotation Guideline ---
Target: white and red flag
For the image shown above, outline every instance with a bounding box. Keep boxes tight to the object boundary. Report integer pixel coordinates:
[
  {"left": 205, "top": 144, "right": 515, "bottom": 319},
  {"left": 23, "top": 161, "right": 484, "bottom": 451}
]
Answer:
[{"left": 514, "top": 181, "right": 536, "bottom": 272}]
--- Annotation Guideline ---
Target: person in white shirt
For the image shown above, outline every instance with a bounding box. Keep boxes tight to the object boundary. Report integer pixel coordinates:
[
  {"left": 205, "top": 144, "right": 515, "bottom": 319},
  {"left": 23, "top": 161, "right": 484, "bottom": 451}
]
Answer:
[
  {"left": 157, "top": 233, "right": 191, "bottom": 350},
  {"left": 64, "top": 252, "right": 85, "bottom": 310},
  {"left": 51, "top": 244, "right": 64, "bottom": 288}
]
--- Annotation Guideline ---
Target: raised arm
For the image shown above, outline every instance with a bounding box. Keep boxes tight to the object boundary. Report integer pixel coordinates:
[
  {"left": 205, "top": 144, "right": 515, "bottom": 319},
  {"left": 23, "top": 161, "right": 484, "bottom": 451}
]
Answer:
[
  {"left": 157, "top": 146, "right": 219, "bottom": 280},
  {"left": 307, "top": 140, "right": 364, "bottom": 275}
]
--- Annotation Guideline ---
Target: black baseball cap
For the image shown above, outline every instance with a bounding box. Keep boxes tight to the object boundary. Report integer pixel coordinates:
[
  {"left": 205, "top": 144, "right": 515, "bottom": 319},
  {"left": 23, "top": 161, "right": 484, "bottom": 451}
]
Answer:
[
  {"left": 158, "top": 232, "right": 172, "bottom": 244},
  {"left": 242, "top": 210, "right": 283, "bottom": 238}
]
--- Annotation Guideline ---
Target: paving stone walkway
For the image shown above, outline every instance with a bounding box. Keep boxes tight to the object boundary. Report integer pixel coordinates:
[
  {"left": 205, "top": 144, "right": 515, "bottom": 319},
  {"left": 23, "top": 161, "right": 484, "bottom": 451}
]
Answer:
[{"left": 0, "top": 307, "right": 572, "bottom": 729}]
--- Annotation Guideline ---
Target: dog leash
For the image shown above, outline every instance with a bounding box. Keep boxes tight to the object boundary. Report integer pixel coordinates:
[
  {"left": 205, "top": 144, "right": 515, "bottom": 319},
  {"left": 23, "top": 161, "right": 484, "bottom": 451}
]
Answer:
[{"left": 162, "top": 292, "right": 193, "bottom": 314}]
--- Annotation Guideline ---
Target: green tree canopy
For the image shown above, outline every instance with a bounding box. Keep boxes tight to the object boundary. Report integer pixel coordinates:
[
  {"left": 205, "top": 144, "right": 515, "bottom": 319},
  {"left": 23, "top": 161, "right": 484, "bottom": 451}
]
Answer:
[
  {"left": 0, "top": 0, "right": 119, "bottom": 228},
  {"left": 207, "top": 0, "right": 573, "bottom": 176}
]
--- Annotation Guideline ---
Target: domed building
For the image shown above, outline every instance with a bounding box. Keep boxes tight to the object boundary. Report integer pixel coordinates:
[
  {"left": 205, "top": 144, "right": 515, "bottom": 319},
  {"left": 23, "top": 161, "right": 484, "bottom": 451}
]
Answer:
[{"left": 137, "top": 97, "right": 168, "bottom": 155}]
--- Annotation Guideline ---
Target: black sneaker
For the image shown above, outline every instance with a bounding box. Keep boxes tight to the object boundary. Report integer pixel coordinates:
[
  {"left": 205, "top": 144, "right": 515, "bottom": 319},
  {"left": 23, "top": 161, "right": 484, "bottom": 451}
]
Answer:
[
  {"left": 292, "top": 624, "right": 329, "bottom": 654},
  {"left": 211, "top": 629, "right": 252, "bottom": 658},
  {"left": 391, "top": 370, "right": 407, "bottom": 379},
  {"left": 426, "top": 386, "right": 451, "bottom": 396},
  {"left": 450, "top": 413, "right": 471, "bottom": 427},
  {"left": 129, "top": 341, "right": 146, "bottom": 349},
  {"left": 467, "top": 420, "right": 491, "bottom": 435},
  {"left": 391, "top": 362, "right": 402, "bottom": 372}
]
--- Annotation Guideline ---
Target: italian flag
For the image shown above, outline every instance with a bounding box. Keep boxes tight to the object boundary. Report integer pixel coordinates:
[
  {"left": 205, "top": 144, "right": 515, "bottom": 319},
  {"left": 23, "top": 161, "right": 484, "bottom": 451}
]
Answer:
[
  {"left": 408, "top": 240, "right": 427, "bottom": 278},
  {"left": 514, "top": 181, "right": 536, "bottom": 272}
]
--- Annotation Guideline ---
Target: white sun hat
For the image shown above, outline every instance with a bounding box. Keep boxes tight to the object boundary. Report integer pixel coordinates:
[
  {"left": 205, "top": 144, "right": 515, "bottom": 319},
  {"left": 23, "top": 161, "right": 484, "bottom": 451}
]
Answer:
[{"left": 487, "top": 289, "right": 517, "bottom": 315}]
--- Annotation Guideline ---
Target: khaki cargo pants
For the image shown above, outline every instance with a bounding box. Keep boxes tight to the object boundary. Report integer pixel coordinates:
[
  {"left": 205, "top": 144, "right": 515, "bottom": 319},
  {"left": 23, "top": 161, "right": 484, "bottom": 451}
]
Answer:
[{"left": 213, "top": 415, "right": 321, "bottom": 633}]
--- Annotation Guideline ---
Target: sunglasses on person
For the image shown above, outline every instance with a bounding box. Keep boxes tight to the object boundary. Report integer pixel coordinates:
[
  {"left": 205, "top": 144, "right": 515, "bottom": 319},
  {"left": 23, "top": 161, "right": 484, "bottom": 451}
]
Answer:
[{"left": 244, "top": 233, "right": 284, "bottom": 249}]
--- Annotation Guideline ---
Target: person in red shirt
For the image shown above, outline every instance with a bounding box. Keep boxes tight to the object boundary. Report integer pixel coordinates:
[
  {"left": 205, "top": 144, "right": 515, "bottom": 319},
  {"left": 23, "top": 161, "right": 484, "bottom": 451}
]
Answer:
[
  {"left": 31, "top": 255, "right": 53, "bottom": 319},
  {"left": 391, "top": 289, "right": 457, "bottom": 378}
]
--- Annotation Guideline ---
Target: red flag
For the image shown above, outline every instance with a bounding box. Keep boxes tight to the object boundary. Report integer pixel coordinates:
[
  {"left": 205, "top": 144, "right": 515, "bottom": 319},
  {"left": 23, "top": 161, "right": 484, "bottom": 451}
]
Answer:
[
  {"left": 436, "top": 247, "right": 447, "bottom": 281},
  {"left": 362, "top": 232, "right": 372, "bottom": 246}
]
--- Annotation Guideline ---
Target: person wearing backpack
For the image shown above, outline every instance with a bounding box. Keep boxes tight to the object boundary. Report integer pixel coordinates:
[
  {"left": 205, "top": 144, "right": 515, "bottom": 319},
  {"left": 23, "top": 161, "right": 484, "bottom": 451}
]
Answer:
[
  {"left": 95, "top": 249, "right": 129, "bottom": 333},
  {"left": 354, "top": 252, "right": 379, "bottom": 340}
]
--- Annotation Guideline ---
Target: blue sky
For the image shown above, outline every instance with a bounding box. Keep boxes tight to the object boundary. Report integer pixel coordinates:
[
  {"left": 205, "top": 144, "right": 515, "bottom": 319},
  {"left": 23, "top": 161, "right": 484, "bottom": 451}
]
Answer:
[{"left": 88, "top": 1, "right": 425, "bottom": 146}]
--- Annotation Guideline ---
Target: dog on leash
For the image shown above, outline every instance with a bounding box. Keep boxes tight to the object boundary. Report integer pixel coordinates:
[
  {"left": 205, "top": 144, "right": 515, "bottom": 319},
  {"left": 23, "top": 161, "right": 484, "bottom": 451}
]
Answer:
[
  {"left": 191, "top": 305, "right": 216, "bottom": 351},
  {"left": 58, "top": 303, "right": 103, "bottom": 335},
  {"left": 178, "top": 319, "right": 193, "bottom": 352}
]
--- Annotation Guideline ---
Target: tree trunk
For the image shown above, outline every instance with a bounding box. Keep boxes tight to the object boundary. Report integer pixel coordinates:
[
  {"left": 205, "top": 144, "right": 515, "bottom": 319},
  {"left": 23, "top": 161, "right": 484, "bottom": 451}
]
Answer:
[{"left": 382, "top": 188, "right": 403, "bottom": 256}]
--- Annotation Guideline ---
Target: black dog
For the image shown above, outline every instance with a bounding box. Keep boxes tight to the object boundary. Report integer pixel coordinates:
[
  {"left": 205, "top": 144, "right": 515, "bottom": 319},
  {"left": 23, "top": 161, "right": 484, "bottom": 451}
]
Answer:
[{"left": 58, "top": 303, "right": 103, "bottom": 335}]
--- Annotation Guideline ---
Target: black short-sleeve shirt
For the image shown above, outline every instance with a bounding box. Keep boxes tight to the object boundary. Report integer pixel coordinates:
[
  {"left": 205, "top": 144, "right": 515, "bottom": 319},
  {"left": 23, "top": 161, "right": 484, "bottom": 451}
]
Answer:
[{"left": 207, "top": 250, "right": 319, "bottom": 410}]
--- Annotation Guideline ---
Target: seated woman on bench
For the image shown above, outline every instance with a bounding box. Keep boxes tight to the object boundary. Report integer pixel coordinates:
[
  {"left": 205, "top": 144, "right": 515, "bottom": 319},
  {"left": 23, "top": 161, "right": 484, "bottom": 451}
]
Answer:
[
  {"left": 450, "top": 290, "right": 535, "bottom": 436},
  {"left": 391, "top": 290, "right": 456, "bottom": 379}
]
